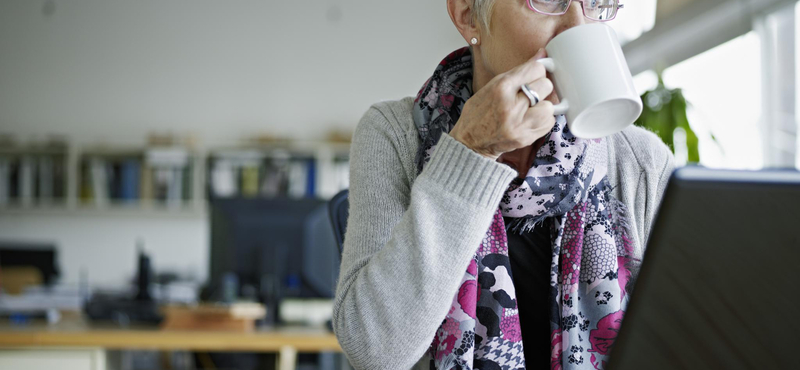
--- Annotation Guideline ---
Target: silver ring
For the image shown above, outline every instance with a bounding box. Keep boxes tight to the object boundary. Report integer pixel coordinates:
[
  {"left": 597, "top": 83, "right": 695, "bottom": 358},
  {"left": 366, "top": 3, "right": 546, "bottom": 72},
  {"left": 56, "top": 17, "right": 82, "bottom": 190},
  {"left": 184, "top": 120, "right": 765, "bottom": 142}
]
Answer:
[{"left": 520, "top": 84, "right": 540, "bottom": 107}]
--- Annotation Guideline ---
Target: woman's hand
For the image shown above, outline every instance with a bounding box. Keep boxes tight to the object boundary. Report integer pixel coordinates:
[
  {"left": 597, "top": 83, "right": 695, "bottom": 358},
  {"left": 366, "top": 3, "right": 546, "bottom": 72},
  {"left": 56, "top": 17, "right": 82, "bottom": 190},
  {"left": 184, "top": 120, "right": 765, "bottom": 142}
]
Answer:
[{"left": 450, "top": 49, "right": 556, "bottom": 161}]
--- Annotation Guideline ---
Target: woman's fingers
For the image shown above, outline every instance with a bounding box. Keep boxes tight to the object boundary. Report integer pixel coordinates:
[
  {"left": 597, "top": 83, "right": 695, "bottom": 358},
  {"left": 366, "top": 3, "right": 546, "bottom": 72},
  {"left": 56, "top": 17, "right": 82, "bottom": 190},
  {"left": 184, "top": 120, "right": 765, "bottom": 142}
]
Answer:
[
  {"left": 528, "top": 77, "right": 554, "bottom": 102},
  {"left": 517, "top": 77, "right": 554, "bottom": 106},
  {"left": 522, "top": 101, "right": 557, "bottom": 138}
]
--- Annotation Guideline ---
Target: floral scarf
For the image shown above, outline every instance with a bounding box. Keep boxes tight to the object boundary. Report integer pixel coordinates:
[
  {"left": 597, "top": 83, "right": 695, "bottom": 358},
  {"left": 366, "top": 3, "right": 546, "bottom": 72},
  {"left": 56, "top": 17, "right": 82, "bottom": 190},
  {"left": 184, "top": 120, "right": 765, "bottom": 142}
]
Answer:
[{"left": 413, "top": 47, "right": 638, "bottom": 370}]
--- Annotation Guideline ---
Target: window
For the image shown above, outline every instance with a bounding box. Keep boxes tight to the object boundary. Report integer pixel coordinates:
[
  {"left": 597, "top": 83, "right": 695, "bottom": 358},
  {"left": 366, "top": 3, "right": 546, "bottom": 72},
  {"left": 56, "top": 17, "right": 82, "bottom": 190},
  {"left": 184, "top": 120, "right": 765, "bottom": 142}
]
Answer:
[{"left": 633, "top": 32, "right": 763, "bottom": 169}]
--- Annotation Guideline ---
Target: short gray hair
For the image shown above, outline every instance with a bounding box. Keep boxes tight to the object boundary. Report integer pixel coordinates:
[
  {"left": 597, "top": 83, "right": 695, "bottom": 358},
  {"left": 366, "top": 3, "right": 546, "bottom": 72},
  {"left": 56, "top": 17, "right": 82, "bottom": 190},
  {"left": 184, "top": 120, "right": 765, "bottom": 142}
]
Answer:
[{"left": 473, "top": 0, "right": 496, "bottom": 32}]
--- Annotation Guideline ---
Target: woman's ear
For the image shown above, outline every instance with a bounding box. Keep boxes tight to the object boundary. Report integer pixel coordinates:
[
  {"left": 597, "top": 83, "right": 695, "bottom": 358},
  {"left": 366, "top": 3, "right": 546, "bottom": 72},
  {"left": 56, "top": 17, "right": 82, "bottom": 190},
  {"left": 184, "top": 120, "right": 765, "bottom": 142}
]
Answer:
[{"left": 447, "top": 0, "right": 481, "bottom": 45}]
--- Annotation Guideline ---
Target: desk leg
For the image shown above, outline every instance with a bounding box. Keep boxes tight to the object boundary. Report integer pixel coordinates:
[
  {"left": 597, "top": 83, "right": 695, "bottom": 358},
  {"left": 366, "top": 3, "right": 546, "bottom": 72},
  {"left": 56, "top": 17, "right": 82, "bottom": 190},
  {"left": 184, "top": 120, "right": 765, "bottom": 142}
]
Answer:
[{"left": 277, "top": 345, "right": 297, "bottom": 370}]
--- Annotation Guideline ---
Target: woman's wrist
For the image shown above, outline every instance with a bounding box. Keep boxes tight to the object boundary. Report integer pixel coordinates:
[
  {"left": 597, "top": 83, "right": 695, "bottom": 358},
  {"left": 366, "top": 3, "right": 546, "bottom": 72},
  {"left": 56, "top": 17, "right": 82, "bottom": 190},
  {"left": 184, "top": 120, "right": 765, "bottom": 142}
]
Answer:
[{"left": 450, "top": 129, "right": 500, "bottom": 161}]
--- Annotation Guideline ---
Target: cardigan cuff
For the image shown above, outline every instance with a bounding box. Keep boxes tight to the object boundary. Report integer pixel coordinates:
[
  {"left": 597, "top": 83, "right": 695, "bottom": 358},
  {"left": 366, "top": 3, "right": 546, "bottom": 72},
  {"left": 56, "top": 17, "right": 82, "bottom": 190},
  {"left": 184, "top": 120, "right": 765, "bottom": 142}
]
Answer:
[{"left": 421, "top": 133, "right": 517, "bottom": 209}]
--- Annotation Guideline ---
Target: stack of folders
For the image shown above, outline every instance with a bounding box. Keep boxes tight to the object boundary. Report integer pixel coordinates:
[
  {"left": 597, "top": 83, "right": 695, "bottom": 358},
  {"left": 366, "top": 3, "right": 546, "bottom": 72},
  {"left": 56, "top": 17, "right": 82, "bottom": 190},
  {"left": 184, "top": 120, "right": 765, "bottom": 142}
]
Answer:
[
  {"left": 0, "top": 155, "right": 66, "bottom": 207},
  {"left": 209, "top": 150, "right": 348, "bottom": 199},
  {"left": 79, "top": 149, "right": 192, "bottom": 206},
  {"left": 81, "top": 157, "right": 142, "bottom": 205},
  {"left": 146, "top": 148, "right": 190, "bottom": 206}
]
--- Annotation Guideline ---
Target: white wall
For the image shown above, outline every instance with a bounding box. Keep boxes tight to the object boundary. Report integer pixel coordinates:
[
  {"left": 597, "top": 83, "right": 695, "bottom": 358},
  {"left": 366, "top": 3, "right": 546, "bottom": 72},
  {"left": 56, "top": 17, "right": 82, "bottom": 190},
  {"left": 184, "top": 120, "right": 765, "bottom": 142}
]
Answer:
[
  {"left": 0, "top": 0, "right": 464, "bottom": 287},
  {"left": 0, "top": 0, "right": 464, "bottom": 144},
  {"left": 0, "top": 211, "right": 207, "bottom": 288}
]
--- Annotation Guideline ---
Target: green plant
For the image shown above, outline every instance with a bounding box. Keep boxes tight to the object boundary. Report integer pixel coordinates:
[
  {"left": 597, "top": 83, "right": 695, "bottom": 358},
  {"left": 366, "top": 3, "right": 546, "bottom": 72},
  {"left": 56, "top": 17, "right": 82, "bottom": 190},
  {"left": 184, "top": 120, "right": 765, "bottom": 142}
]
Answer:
[{"left": 634, "top": 74, "right": 708, "bottom": 163}]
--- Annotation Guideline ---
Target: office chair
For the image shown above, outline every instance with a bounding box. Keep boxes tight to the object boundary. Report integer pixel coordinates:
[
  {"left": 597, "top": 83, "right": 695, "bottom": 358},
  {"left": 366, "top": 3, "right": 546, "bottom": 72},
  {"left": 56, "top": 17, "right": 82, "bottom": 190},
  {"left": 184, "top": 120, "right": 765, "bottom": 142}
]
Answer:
[{"left": 328, "top": 189, "right": 349, "bottom": 256}]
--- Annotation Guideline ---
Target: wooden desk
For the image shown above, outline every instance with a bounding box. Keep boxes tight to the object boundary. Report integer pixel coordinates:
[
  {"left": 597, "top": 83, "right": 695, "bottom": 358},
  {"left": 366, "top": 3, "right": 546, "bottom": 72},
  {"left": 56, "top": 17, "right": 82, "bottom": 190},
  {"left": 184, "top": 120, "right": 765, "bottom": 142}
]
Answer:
[{"left": 0, "top": 319, "right": 341, "bottom": 370}]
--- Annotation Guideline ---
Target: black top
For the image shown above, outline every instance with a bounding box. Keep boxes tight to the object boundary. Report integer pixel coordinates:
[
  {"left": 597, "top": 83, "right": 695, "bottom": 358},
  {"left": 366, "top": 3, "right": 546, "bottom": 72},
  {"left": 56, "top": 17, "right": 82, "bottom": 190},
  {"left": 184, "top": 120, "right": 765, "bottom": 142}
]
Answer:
[{"left": 504, "top": 216, "right": 553, "bottom": 368}]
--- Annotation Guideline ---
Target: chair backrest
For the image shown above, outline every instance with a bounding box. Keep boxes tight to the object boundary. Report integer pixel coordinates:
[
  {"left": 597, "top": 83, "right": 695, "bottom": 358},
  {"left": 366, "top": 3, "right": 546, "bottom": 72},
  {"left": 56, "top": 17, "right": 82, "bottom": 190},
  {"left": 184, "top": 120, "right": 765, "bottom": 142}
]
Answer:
[{"left": 328, "top": 189, "right": 349, "bottom": 256}]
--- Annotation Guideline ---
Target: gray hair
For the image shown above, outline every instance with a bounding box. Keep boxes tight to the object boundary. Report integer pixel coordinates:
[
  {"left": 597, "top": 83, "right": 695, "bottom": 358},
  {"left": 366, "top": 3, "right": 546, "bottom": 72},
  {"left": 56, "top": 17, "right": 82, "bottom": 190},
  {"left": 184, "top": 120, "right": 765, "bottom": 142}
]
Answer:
[{"left": 473, "top": 0, "right": 496, "bottom": 32}]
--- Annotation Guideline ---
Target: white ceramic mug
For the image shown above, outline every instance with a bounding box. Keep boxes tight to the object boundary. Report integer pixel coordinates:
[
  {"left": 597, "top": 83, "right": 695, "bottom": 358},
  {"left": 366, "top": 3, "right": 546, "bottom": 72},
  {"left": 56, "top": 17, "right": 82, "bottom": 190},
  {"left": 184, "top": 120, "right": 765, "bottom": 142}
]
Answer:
[{"left": 536, "top": 23, "right": 642, "bottom": 139}]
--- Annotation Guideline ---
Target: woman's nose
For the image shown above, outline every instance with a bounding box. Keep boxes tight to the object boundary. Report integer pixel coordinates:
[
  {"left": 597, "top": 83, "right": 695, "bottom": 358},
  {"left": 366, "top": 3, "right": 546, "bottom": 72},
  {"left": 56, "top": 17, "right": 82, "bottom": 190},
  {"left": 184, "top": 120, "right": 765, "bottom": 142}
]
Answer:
[{"left": 556, "top": 1, "right": 586, "bottom": 34}]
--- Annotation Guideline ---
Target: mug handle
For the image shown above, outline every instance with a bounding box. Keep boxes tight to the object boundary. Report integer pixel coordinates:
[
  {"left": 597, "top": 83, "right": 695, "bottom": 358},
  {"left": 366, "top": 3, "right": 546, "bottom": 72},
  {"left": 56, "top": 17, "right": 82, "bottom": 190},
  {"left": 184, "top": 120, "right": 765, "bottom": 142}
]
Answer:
[{"left": 536, "top": 58, "right": 569, "bottom": 116}]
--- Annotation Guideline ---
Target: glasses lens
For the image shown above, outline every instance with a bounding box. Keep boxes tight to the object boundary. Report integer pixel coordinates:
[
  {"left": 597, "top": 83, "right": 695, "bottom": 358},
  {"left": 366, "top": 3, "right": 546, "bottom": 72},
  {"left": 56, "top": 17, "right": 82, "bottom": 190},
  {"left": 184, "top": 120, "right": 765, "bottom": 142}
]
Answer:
[
  {"left": 529, "top": 0, "right": 570, "bottom": 15},
  {"left": 583, "top": 0, "right": 617, "bottom": 21}
]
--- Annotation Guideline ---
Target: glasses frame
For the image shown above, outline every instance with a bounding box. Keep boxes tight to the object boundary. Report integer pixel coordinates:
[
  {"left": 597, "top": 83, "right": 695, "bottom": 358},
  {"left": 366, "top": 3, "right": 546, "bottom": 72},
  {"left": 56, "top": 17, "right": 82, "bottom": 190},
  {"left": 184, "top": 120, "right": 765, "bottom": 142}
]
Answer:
[{"left": 526, "top": 0, "right": 624, "bottom": 22}]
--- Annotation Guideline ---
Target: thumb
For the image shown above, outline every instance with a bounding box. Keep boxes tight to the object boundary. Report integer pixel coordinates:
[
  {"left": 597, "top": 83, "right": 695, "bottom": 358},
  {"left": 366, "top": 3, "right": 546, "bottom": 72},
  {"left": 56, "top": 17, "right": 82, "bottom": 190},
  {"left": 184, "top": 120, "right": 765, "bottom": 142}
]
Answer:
[{"left": 533, "top": 47, "right": 548, "bottom": 60}]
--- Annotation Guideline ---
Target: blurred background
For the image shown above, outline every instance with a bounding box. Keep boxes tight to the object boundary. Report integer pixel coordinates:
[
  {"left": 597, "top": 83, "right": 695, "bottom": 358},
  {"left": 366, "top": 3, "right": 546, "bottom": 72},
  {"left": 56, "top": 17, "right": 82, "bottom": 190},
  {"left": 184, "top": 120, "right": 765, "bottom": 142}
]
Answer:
[{"left": 0, "top": 0, "right": 797, "bottom": 369}]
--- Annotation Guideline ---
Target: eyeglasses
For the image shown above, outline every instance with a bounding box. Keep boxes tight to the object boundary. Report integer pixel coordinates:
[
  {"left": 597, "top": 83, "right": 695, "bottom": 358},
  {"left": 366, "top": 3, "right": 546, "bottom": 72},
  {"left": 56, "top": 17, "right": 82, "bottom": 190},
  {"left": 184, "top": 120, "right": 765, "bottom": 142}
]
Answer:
[{"left": 527, "top": 0, "right": 624, "bottom": 22}]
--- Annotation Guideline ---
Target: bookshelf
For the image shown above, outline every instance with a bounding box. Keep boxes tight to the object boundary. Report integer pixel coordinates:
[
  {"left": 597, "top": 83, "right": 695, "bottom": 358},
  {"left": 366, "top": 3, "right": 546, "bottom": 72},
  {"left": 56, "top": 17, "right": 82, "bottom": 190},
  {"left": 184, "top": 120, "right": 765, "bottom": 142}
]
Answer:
[
  {"left": 0, "top": 142, "right": 70, "bottom": 209},
  {"left": 207, "top": 141, "right": 350, "bottom": 201},
  {"left": 0, "top": 140, "right": 350, "bottom": 217}
]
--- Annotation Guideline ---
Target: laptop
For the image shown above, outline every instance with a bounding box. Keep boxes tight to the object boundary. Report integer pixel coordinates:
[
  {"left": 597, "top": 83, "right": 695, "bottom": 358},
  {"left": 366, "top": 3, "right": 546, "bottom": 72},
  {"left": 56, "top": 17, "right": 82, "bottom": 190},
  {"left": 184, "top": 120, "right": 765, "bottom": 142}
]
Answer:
[{"left": 607, "top": 167, "right": 800, "bottom": 369}]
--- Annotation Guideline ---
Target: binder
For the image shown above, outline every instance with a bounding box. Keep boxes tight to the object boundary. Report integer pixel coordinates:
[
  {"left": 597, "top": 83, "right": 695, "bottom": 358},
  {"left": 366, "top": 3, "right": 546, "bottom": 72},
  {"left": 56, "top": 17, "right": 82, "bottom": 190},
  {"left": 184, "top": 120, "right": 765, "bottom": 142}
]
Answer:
[
  {"left": 120, "top": 160, "right": 141, "bottom": 202},
  {"left": 241, "top": 165, "right": 260, "bottom": 197},
  {"left": 90, "top": 158, "right": 108, "bottom": 206},
  {"left": 19, "top": 156, "right": 35, "bottom": 205},
  {"left": 38, "top": 156, "right": 54, "bottom": 201},
  {"left": 0, "top": 158, "right": 9, "bottom": 205},
  {"left": 211, "top": 160, "right": 237, "bottom": 198}
]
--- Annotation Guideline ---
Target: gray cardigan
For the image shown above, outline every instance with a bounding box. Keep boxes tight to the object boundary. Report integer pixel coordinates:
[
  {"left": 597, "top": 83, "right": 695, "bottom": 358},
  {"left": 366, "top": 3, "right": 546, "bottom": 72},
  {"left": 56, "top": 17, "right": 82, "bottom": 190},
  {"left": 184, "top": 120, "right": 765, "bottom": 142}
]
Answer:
[{"left": 333, "top": 97, "right": 674, "bottom": 370}]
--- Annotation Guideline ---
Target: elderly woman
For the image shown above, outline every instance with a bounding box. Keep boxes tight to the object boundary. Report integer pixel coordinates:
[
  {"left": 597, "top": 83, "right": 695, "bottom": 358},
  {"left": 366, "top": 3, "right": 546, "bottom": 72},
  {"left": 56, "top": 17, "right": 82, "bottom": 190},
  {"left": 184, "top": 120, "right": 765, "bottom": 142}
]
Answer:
[{"left": 333, "top": 0, "right": 673, "bottom": 369}]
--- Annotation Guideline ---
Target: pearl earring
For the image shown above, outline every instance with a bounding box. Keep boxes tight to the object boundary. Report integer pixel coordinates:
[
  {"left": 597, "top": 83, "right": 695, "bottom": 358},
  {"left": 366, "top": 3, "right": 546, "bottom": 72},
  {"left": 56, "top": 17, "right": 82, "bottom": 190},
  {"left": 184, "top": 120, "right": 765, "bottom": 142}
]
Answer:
[{"left": 470, "top": 37, "right": 479, "bottom": 45}]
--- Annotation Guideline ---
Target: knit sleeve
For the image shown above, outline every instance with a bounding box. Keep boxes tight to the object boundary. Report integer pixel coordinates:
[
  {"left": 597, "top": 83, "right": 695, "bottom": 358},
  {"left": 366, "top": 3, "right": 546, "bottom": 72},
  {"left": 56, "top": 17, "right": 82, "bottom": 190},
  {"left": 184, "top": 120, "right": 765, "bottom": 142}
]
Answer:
[
  {"left": 332, "top": 103, "right": 516, "bottom": 369},
  {"left": 648, "top": 141, "right": 675, "bottom": 244}
]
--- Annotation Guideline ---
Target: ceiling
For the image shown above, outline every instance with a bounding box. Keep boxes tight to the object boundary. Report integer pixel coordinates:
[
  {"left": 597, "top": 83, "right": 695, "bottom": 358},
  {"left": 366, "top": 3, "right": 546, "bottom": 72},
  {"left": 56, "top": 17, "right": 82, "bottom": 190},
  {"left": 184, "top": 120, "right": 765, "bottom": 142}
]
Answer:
[{"left": 625, "top": 0, "right": 795, "bottom": 74}]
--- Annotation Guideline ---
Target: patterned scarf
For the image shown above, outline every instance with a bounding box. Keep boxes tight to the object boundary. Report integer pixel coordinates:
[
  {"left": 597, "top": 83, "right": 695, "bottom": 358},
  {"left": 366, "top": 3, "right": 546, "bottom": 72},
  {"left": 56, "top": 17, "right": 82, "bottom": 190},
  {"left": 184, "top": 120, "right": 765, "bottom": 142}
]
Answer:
[{"left": 413, "top": 47, "right": 638, "bottom": 370}]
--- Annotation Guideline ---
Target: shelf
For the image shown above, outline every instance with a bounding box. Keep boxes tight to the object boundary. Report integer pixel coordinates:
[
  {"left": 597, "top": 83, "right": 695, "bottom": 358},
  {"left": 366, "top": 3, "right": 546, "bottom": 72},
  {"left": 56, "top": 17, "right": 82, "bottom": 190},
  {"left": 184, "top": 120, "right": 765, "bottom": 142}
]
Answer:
[
  {"left": 209, "top": 141, "right": 351, "bottom": 159},
  {"left": 0, "top": 202, "right": 207, "bottom": 219},
  {"left": 0, "top": 147, "right": 69, "bottom": 156},
  {"left": 0, "top": 140, "right": 350, "bottom": 218}
]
